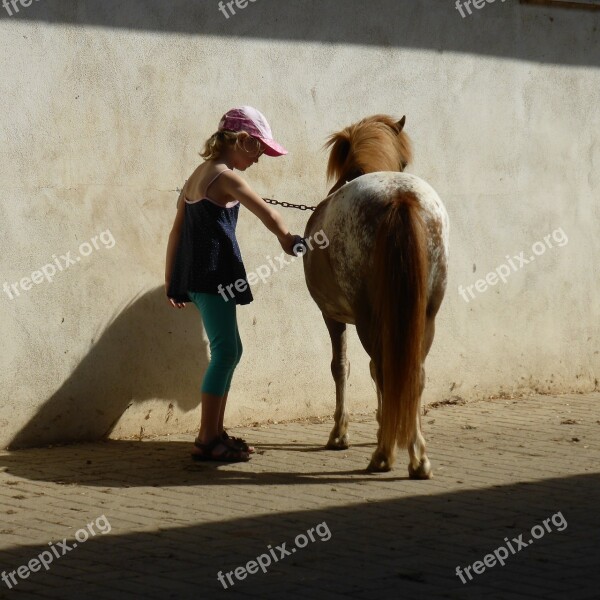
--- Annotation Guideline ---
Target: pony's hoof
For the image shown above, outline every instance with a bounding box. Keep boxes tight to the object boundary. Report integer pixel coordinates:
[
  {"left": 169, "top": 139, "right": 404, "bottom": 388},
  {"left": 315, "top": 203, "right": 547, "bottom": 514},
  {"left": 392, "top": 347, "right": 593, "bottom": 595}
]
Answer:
[
  {"left": 367, "top": 455, "right": 391, "bottom": 472},
  {"left": 408, "top": 459, "right": 432, "bottom": 480},
  {"left": 326, "top": 434, "right": 349, "bottom": 450}
]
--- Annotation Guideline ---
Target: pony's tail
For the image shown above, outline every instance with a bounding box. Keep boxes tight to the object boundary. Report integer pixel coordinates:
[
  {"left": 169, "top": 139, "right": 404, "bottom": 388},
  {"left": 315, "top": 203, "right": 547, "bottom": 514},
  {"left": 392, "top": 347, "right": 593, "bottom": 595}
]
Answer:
[{"left": 371, "top": 191, "right": 428, "bottom": 458}]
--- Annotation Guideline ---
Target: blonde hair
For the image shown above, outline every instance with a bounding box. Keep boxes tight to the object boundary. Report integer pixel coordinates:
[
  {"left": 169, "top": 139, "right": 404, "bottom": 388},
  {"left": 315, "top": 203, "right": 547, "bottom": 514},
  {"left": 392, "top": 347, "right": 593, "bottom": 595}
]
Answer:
[{"left": 200, "top": 130, "right": 244, "bottom": 160}]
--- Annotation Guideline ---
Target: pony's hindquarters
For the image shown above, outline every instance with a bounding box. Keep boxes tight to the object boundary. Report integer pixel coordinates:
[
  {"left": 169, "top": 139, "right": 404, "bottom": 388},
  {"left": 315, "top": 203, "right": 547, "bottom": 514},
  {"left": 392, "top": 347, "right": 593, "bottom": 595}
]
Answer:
[{"left": 303, "top": 172, "right": 448, "bottom": 475}]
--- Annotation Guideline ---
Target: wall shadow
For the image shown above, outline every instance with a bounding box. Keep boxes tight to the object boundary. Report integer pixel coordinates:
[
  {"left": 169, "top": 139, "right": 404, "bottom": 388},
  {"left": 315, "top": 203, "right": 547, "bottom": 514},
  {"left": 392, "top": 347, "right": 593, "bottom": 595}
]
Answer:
[
  {"left": 8, "top": 288, "right": 207, "bottom": 449},
  {"left": 0, "top": 0, "right": 598, "bottom": 67},
  {"left": 0, "top": 473, "right": 597, "bottom": 599}
]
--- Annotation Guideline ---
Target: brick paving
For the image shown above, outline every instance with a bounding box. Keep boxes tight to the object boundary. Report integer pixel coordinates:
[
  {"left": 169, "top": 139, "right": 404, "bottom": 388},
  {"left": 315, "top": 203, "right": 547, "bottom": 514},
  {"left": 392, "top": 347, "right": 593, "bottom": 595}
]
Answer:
[{"left": 0, "top": 393, "right": 599, "bottom": 599}]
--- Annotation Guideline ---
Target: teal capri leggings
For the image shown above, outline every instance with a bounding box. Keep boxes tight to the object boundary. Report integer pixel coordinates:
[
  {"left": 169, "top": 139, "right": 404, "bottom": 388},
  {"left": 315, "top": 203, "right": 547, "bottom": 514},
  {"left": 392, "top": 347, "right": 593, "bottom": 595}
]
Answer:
[{"left": 187, "top": 291, "right": 243, "bottom": 396}]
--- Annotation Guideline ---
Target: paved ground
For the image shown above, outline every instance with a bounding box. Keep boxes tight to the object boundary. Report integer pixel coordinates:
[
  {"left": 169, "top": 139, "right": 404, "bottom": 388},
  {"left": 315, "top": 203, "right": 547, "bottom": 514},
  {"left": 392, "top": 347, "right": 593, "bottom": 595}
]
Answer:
[{"left": 0, "top": 393, "right": 598, "bottom": 600}]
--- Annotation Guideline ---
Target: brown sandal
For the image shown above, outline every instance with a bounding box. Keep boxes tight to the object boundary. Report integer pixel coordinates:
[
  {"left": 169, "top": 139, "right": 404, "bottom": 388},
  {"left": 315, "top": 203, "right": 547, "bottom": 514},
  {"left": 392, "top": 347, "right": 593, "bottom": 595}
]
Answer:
[
  {"left": 221, "top": 430, "right": 255, "bottom": 454},
  {"left": 191, "top": 436, "right": 250, "bottom": 462}
]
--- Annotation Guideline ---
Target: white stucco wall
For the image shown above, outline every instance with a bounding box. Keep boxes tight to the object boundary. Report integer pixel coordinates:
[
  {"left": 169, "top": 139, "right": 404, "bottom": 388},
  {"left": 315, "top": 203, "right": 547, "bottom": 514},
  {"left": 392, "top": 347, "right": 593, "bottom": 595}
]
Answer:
[{"left": 1, "top": 0, "right": 598, "bottom": 448}]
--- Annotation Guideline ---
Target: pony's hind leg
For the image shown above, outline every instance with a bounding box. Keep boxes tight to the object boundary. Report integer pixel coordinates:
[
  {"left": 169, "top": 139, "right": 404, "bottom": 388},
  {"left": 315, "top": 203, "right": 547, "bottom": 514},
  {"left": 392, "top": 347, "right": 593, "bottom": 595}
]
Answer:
[
  {"left": 407, "top": 315, "right": 438, "bottom": 479},
  {"left": 367, "top": 358, "right": 395, "bottom": 472},
  {"left": 323, "top": 315, "right": 350, "bottom": 449},
  {"left": 407, "top": 377, "right": 431, "bottom": 479},
  {"left": 370, "top": 359, "right": 383, "bottom": 433},
  {"left": 354, "top": 318, "right": 394, "bottom": 472}
]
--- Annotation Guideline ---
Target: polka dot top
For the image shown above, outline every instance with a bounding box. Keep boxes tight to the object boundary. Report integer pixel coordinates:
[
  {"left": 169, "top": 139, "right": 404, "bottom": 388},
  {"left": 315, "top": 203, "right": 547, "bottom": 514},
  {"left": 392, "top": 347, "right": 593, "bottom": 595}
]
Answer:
[{"left": 167, "top": 168, "right": 254, "bottom": 305}]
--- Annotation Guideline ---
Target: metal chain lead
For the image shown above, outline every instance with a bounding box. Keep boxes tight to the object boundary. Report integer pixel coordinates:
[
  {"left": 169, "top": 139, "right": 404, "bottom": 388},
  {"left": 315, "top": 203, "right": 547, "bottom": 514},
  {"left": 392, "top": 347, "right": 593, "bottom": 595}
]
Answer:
[
  {"left": 263, "top": 198, "right": 317, "bottom": 212},
  {"left": 174, "top": 188, "right": 317, "bottom": 212}
]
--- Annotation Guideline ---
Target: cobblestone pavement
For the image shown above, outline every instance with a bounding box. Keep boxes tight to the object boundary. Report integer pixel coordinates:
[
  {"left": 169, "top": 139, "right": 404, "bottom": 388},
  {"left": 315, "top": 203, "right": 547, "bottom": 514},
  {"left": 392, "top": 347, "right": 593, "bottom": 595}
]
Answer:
[{"left": 0, "top": 393, "right": 598, "bottom": 600}]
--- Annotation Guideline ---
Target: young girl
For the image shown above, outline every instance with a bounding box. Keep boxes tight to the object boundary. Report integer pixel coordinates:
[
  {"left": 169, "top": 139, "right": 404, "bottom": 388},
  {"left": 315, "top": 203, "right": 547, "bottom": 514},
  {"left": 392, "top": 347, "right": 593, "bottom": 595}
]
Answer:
[{"left": 165, "top": 106, "right": 300, "bottom": 463}]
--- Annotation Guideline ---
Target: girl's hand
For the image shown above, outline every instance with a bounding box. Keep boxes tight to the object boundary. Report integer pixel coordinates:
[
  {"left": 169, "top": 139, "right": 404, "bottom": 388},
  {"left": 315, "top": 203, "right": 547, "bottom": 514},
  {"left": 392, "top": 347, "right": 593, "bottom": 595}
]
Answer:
[
  {"left": 165, "top": 282, "right": 186, "bottom": 309},
  {"left": 168, "top": 298, "right": 186, "bottom": 309},
  {"left": 278, "top": 233, "right": 306, "bottom": 257}
]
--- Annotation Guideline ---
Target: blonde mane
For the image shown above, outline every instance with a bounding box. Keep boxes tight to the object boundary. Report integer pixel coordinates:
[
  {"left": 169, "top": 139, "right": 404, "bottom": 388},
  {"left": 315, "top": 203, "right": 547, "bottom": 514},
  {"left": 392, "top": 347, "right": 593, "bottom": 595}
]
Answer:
[{"left": 324, "top": 114, "right": 413, "bottom": 187}]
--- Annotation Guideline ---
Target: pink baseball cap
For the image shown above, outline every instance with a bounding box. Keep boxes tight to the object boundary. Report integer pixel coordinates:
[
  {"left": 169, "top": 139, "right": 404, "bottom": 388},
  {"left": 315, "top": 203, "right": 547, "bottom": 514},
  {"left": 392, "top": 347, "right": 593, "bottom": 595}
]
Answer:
[{"left": 218, "top": 106, "right": 288, "bottom": 157}]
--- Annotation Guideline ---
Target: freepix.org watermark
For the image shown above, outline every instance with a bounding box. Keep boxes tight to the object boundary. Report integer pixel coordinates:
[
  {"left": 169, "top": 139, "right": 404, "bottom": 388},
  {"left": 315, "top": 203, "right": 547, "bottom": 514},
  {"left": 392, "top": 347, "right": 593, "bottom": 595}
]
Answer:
[
  {"left": 3, "top": 229, "right": 116, "bottom": 301},
  {"left": 218, "top": 0, "right": 258, "bottom": 19},
  {"left": 217, "top": 521, "right": 332, "bottom": 589},
  {"left": 1, "top": 515, "right": 111, "bottom": 589},
  {"left": 217, "top": 229, "right": 329, "bottom": 302},
  {"left": 455, "top": 0, "right": 507, "bottom": 19},
  {"left": 458, "top": 227, "right": 568, "bottom": 303},
  {"left": 455, "top": 511, "right": 567, "bottom": 584},
  {"left": 2, "top": 0, "right": 41, "bottom": 16}
]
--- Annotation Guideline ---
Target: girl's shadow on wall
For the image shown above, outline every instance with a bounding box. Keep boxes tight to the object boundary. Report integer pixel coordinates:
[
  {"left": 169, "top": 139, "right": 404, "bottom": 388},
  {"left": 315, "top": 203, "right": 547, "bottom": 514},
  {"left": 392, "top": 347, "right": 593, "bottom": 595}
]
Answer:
[{"left": 9, "top": 287, "right": 207, "bottom": 449}]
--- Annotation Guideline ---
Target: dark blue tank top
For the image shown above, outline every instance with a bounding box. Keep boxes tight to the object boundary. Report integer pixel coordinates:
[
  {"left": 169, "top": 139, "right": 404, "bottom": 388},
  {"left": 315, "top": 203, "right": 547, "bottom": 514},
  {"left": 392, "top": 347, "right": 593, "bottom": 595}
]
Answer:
[{"left": 167, "top": 171, "right": 253, "bottom": 305}]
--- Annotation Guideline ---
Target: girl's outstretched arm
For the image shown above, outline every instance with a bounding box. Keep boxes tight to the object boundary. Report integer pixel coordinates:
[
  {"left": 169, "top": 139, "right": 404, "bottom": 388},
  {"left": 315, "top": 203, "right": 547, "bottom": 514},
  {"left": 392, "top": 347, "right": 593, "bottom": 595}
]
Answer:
[{"left": 219, "top": 171, "right": 297, "bottom": 255}]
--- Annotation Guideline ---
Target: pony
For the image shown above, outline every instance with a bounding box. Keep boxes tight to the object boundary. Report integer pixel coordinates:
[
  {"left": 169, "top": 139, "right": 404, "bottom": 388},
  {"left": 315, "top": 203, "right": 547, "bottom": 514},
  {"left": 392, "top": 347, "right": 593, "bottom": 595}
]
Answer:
[{"left": 302, "top": 115, "right": 449, "bottom": 477}]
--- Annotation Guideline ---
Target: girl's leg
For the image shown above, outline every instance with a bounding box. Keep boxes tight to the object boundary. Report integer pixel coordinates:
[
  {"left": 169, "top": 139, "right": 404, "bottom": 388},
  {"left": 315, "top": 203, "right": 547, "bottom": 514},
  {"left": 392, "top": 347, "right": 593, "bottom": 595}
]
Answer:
[
  {"left": 218, "top": 320, "right": 243, "bottom": 431},
  {"left": 187, "top": 292, "right": 242, "bottom": 447},
  {"left": 198, "top": 391, "right": 223, "bottom": 444},
  {"left": 217, "top": 392, "right": 228, "bottom": 434},
  {"left": 216, "top": 315, "right": 254, "bottom": 453}
]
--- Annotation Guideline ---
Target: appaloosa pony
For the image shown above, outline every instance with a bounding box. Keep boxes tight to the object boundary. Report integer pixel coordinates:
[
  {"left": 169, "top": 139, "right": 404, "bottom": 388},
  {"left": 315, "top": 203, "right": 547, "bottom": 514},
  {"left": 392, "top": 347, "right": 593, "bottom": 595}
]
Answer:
[{"left": 302, "top": 115, "right": 449, "bottom": 477}]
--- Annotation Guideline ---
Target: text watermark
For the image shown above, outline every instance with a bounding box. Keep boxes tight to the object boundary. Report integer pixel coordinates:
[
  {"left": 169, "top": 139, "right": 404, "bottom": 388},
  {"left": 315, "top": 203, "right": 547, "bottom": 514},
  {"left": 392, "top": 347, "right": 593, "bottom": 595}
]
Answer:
[
  {"left": 217, "top": 521, "right": 332, "bottom": 589},
  {"left": 456, "top": 511, "right": 567, "bottom": 584},
  {"left": 217, "top": 229, "right": 329, "bottom": 302},
  {"left": 2, "top": 515, "right": 112, "bottom": 589},
  {"left": 3, "top": 229, "right": 116, "bottom": 301},
  {"left": 218, "top": 0, "right": 258, "bottom": 19},
  {"left": 2, "top": 0, "right": 41, "bottom": 17},
  {"left": 458, "top": 227, "right": 568, "bottom": 303},
  {"left": 455, "top": 0, "right": 507, "bottom": 19}
]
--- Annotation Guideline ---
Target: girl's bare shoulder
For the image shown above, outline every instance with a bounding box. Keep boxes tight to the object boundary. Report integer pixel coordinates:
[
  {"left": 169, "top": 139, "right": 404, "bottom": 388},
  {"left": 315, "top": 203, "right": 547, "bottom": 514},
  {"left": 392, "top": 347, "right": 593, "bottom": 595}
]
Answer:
[{"left": 185, "top": 161, "right": 230, "bottom": 201}]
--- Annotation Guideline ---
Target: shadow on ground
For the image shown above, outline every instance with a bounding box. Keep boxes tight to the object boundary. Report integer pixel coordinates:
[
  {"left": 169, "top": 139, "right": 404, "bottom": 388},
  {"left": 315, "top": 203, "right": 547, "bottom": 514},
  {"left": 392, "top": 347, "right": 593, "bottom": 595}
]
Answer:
[
  {"left": 0, "top": 473, "right": 598, "bottom": 599},
  {"left": 9, "top": 288, "right": 207, "bottom": 449},
  {"left": 0, "top": 440, "right": 403, "bottom": 487}
]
